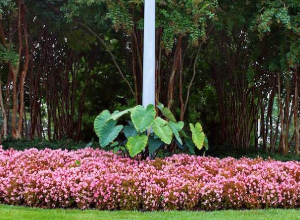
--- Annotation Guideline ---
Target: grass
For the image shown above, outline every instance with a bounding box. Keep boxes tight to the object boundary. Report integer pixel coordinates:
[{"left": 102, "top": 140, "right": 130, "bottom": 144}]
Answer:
[{"left": 0, "top": 205, "right": 300, "bottom": 220}]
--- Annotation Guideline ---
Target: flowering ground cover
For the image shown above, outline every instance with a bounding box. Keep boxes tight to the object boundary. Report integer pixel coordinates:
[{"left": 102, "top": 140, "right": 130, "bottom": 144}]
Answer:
[
  {"left": 1, "top": 205, "right": 300, "bottom": 220},
  {"left": 0, "top": 148, "right": 300, "bottom": 211}
]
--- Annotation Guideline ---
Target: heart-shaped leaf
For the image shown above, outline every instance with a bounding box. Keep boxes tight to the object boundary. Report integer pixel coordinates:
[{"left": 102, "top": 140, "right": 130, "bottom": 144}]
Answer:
[
  {"left": 152, "top": 117, "right": 173, "bottom": 144},
  {"left": 157, "top": 102, "right": 176, "bottom": 122},
  {"left": 190, "top": 122, "right": 205, "bottom": 150},
  {"left": 94, "top": 110, "right": 111, "bottom": 137},
  {"left": 131, "top": 104, "right": 156, "bottom": 132},
  {"left": 148, "top": 135, "right": 163, "bottom": 154},
  {"left": 168, "top": 121, "right": 184, "bottom": 145},
  {"left": 127, "top": 135, "right": 148, "bottom": 157},
  {"left": 123, "top": 124, "right": 138, "bottom": 138},
  {"left": 99, "top": 120, "right": 123, "bottom": 147}
]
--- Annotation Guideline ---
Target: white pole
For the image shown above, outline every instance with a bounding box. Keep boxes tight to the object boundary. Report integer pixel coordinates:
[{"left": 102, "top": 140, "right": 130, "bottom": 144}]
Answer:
[{"left": 142, "top": 0, "right": 156, "bottom": 107}]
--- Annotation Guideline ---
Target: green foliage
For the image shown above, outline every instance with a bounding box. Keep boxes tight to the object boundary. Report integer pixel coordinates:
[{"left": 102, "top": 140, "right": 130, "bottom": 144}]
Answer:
[
  {"left": 126, "top": 134, "right": 148, "bottom": 157},
  {"left": 157, "top": 102, "right": 176, "bottom": 122},
  {"left": 131, "top": 105, "right": 156, "bottom": 133},
  {"left": 185, "top": 138, "right": 196, "bottom": 154},
  {"left": 0, "top": 44, "right": 18, "bottom": 67},
  {"left": 64, "top": 0, "right": 218, "bottom": 53},
  {"left": 99, "top": 120, "right": 123, "bottom": 147},
  {"left": 94, "top": 110, "right": 111, "bottom": 137},
  {"left": 0, "top": 0, "right": 15, "bottom": 16},
  {"left": 64, "top": 30, "right": 96, "bottom": 52},
  {"left": 254, "top": 0, "right": 300, "bottom": 68},
  {"left": 152, "top": 117, "right": 173, "bottom": 145},
  {"left": 1, "top": 138, "right": 100, "bottom": 151},
  {"left": 168, "top": 121, "right": 184, "bottom": 145},
  {"left": 190, "top": 122, "right": 205, "bottom": 150},
  {"left": 109, "top": 108, "right": 133, "bottom": 121},
  {"left": 74, "top": 160, "right": 81, "bottom": 166},
  {"left": 94, "top": 104, "right": 208, "bottom": 158},
  {"left": 207, "top": 144, "right": 300, "bottom": 162},
  {"left": 123, "top": 124, "right": 137, "bottom": 139},
  {"left": 148, "top": 135, "right": 163, "bottom": 154}
]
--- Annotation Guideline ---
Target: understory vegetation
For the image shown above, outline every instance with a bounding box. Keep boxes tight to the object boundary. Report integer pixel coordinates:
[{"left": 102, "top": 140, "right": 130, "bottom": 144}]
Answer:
[{"left": 93, "top": 104, "right": 208, "bottom": 158}]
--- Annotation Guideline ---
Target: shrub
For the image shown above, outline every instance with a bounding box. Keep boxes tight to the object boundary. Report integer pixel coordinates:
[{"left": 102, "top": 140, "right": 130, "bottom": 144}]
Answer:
[
  {"left": 1, "top": 147, "right": 300, "bottom": 210},
  {"left": 94, "top": 103, "right": 208, "bottom": 158},
  {"left": 1, "top": 138, "right": 99, "bottom": 151}
]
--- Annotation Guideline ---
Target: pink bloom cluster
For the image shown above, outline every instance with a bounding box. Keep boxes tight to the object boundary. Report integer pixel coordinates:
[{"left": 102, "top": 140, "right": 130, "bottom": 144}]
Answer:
[{"left": 0, "top": 147, "right": 300, "bottom": 210}]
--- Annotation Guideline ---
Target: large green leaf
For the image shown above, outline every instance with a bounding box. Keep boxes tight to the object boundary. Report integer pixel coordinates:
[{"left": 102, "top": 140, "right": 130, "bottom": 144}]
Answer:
[
  {"left": 189, "top": 122, "right": 205, "bottom": 150},
  {"left": 131, "top": 104, "right": 156, "bottom": 132},
  {"left": 109, "top": 108, "right": 133, "bottom": 121},
  {"left": 148, "top": 135, "right": 163, "bottom": 154},
  {"left": 123, "top": 124, "right": 138, "bottom": 138},
  {"left": 152, "top": 117, "right": 173, "bottom": 144},
  {"left": 168, "top": 121, "right": 184, "bottom": 145},
  {"left": 99, "top": 120, "right": 123, "bottom": 147},
  {"left": 94, "top": 110, "right": 111, "bottom": 137},
  {"left": 157, "top": 102, "right": 176, "bottom": 122},
  {"left": 185, "top": 138, "right": 196, "bottom": 154},
  {"left": 127, "top": 135, "right": 148, "bottom": 157}
]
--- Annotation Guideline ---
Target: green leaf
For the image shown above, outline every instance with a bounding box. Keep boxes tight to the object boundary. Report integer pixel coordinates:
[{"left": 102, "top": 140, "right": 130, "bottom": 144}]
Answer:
[
  {"left": 75, "top": 160, "right": 81, "bottom": 166},
  {"left": 148, "top": 135, "right": 163, "bottom": 154},
  {"left": 127, "top": 135, "right": 148, "bottom": 157},
  {"left": 168, "top": 121, "right": 184, "bottom": 145},
  {"left": 131, "top": 104, "right": 156, "bottom": 132},
  {"left": 113, "top": 146, "right": 121, "bottom": 154},
  {"left": 189, "top": 122, "right": 205, "bottom": 150},
  {"left": 85, "top": 142, "right": 92, "bottom": 148},
  {"left": 123, "top": 124, "right": 138, "bottom": 138},
  {"left": 204, "top": 136, "right": 209, "bottom": 150},
  {"left": 179, "top": 130, "right": 189, "bottom": 139},
  {"left": 152, "top": 117, "right": 173, "bottom": 144},
  {"left": 157, "top": 102, "right": 176, "bottom": 122},
  {"left": 99, "top": 120, "right": 123, "bottom": 147},
  {"left": 111, "top": 142, "right": 119, "bottom": 147},
  {"left": 175, "top": 139, "right": 184, "bottom": 149},
  {"left": 109, "top": 108, "right": 133, "bottom": 120},
  {"left": 94, "top": 110, "right": 111, "bottom": 137},
  {"left": 185, "top": 138, "right": 195, "bottom": 154}
]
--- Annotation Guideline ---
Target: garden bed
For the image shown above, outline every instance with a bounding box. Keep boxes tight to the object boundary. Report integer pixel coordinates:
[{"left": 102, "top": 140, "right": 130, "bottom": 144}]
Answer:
[{"left": 0, "top": 147, "right": 299, "bottom": 211}]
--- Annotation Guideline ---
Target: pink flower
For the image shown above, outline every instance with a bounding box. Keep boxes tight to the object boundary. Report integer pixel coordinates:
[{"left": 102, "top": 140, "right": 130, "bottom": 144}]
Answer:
[{"left": 0, "top": 147, "right": 299, "bottom": 210}]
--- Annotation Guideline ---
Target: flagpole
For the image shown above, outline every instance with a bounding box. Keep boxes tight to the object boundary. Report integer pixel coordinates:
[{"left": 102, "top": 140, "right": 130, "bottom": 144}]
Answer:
[{"left": 142, "top": 0, "right": 156, "bottom": 107}]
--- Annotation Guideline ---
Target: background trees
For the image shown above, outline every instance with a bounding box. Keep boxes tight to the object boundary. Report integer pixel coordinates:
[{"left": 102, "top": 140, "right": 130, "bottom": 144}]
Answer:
[{"left": 0, "top": 0, "right": 299, "bottom": 156}]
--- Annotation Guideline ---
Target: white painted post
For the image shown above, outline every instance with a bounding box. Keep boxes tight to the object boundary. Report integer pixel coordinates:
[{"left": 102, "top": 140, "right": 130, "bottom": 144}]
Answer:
[{"left": 142, "top": 0, "right": 156, "bottom": 107}]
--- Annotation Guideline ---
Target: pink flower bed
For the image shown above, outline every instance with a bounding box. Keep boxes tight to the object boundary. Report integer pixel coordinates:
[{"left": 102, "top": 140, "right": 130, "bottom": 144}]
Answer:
[{"left": 0, "top": 147, "right": 300, "bottom": 210}]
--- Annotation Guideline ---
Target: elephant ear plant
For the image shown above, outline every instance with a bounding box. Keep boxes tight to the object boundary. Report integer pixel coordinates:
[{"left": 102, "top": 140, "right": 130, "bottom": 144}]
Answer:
[{"left": 94, "top": 103, "right": 208, "bottom": 158}]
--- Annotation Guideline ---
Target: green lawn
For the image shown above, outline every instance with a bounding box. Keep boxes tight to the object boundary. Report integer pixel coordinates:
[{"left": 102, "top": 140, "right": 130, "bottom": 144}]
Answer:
[{"left": 0, "top": 205, "right": 299, "bottom": 220}]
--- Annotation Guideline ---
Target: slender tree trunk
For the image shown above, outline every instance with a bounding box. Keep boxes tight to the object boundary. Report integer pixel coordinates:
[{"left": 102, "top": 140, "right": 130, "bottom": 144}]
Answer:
[
  {"left": 294, "top": 67, "right": 299, "bottom": 155},
  {"left": 168, "top": 36, "right": 182, "bottom": 109},
  {"left": 17, "top": 20, "right": 30, "bottom": 137}
]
